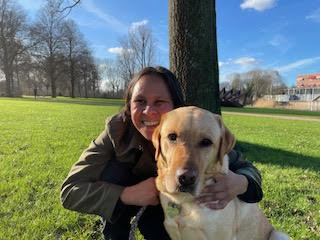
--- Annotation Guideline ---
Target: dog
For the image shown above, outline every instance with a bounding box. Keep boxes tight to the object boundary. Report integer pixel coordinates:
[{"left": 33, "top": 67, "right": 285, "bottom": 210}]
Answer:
[{"left": 152, "top": 106, "right": 290, "bottom": 240}]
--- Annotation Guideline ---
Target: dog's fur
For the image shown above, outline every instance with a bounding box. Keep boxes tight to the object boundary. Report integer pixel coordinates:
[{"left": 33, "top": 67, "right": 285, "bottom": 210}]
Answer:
[{"left": 152, "top": 106, "right": 290, "bottom": 240}]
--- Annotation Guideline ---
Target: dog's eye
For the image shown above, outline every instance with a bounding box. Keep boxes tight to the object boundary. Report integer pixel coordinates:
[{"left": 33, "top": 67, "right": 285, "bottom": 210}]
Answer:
[
  {"left": 199, "top": 138, "right": 212, "bottom": 147},
  {"left": 168, "top": 133, "right": 177, "bottom": 142}
]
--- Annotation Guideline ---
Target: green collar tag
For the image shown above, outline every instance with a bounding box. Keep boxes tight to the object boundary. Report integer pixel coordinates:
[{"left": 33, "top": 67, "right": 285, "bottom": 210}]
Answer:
[{"left": 166, "top": 202, "right": 181, "bottom": 218}]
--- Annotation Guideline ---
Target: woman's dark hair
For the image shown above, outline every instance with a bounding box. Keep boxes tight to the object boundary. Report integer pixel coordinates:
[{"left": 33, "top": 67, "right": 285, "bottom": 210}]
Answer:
[{"left": 123, "top": 66, "right": 185, "bottom": 119}]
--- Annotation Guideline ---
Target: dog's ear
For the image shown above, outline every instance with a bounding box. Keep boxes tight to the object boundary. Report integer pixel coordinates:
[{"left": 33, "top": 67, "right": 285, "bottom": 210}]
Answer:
[
  {"left": 152, "top": 122, "right": 162, "bottom": 161},
  {"left": 216, "top": 115, "right": 236, "bottom": 164}
]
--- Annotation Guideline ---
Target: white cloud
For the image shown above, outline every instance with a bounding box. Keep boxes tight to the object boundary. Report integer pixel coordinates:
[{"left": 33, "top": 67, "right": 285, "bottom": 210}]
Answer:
[
  {"left": 82, "top": 0, "right": 127, "bottom": 33},
  {"left": 269, "top": 34, "right": 292, "bottom": 53},
  {"left": 240, "top": 0, "right": 276, "bottom": 11},
  {"left": 219, "top": 59, "right": 233, "bottom": 67},
  {"left": 130, "top": 19, "right": 149, "bottom": 30},
  {"left": 234, "top": 57, "right": 259, "bottom": 66},
  {"left": 219, "top": 57, "right": 259, "bottom": 82},
  {"left": 108, "top": 47, "right": 125, "bottom": 54},
  {"left": 269, "top": 35, "right": 284, "bottom": 47},
  {"left": 219, "top": 61, "right": 226, "bottom": 67},
  {"left": 306, "top": 8, "right": 320, "bottom": 23},
  {"left": 275, "top": 56, "right": 320, "bottom": 73},
  {"left": 219, "top": 57, "right": 259, "bottom": 68}
]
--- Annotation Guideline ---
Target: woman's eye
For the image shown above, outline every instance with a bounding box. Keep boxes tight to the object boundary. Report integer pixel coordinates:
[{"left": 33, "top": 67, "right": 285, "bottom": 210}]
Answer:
[
  {"left": 135, "top": 99, "right": 146, "bottom": 105},
  {"left": 155, "top": 100, "right": 165, "bottom": 106},
  {"left": 168, "top": 133, "right": 177, "bottom": 141},
  {"left": 199, "top": 138, "right": 212, "bottom": 147}
]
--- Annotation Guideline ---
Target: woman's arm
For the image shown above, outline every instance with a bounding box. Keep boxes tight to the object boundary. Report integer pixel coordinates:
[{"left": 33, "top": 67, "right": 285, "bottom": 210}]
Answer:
[
  {"left": 228, "top": 149, "right": 263, "bottom": 202},
  {"left": 60, "top": 129, "right": 125, "bottom": 223}
]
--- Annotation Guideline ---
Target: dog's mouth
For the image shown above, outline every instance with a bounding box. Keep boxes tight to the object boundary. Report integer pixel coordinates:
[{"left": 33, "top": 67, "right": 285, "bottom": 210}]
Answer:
[
  {"left": 176, "top": 179, "right": 199, "bottom": 195},
  {"left": 177, "top": 184, "right": 195, "bottom": 194}
]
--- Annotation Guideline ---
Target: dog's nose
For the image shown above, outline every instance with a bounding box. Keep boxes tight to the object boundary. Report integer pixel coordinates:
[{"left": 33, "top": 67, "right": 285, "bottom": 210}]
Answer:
[{"left": 177, "top": 168, "right": 197, "bottom": 187}]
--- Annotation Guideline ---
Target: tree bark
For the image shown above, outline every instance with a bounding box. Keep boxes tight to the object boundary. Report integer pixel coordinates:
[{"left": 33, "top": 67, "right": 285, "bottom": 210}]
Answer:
[
  {"left": 169, "top": 0, "right": 221, "bottom": 114},
  {"left": 4, "top": 68, "right": 13, "bottom": 97}
]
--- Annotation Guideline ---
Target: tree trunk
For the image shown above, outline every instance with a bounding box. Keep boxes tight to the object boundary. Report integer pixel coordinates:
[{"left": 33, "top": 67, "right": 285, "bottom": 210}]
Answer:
[
  {"left": 78, "top": 75, "right": 82, "bottom": 97},
  {"left": 49, "top": 57, "right": 57, "bottom": 98},
  {"left": 4, "top": 69, "right": 13, "bottom": 97},
  {"left": 169, "top": 0, "right": 221, "bottom": 114},
  {"left": 50, "top": 72, "right": 57, "bottom": 98},
  {"left": 3, "top": 52, "right": 14, "bottom": 97},
  {"left": 15, "top": 62, "right": 21, "bottom": 96},
  {"left": 70, "top": 61, "right": 75, "bottom": 98},
  {"left": 84, "top": 73, "right": 88, "bottom": 98}
]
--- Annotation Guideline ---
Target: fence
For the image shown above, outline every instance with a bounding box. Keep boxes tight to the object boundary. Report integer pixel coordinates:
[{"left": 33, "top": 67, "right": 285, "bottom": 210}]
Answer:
[{"left": 261, "top": 95, "right": 320, "bottom": 111}]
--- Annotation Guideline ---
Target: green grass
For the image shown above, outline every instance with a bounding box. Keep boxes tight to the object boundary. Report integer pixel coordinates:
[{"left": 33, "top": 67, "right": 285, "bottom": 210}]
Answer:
[
  {"left": 15, "top": 96, "right": 125, "bottom": 106},
  {"left": 0, "top": 97, "right": 319, "bottom": 239},
  {"left": 223, "top": 114, "right": 320, "bottom": 239},
  {"left": 222, "top": 106, "right": 320, "bottom": 118},
  {"left": 0, "top": 98, "right": 121, "bottom": 240}
]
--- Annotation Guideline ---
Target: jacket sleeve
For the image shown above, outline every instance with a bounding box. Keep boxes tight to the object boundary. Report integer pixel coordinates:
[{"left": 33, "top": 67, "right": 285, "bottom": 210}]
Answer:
[
  {"left": 60, "top": 129, "right": 125, "bottom": 223},
  {"left": 228, "top": 150, "right": 263, "bottom": 203}
]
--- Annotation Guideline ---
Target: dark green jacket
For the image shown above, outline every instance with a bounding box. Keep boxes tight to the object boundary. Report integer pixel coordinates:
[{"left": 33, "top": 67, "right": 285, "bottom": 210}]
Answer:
[{"left": 60, "top": 112, "right": 262, "bottom": 223}]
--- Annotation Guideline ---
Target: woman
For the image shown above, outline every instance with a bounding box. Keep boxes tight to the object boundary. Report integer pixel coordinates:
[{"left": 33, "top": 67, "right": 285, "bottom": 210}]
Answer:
[{"left": 60, "top": 66, "right": 262, "bottom": 240}]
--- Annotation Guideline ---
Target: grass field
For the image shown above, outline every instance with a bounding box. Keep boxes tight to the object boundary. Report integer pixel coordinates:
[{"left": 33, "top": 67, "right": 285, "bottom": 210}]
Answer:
[
  {"left": 221, "top": 106, "right": 320, "bottom": 118},
  {"left": 0, "top": 97, "right": 319, "bottom": 240}
]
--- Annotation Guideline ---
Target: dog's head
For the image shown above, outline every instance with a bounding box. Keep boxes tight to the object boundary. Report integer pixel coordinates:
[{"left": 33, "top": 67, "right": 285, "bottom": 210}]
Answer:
[{"left": 152, "top": 106, "right": 235, "bottom": 196}]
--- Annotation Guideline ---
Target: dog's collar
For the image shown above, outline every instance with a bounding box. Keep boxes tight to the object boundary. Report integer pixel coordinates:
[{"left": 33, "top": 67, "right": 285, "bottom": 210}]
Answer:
[{"left": 166, "top": 201, "right": 181, "bottom": 218}]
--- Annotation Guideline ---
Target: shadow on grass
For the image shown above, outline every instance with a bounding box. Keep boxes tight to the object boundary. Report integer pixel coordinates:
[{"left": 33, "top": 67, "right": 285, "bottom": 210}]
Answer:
[{"left": 235, "top": 141, "right": 320, "bottom": 171}]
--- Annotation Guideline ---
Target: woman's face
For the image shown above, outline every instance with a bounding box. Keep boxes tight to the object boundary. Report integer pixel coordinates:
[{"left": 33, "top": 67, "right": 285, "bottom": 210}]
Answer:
[{"left": 130, "top": 74, "right": 174, "bottom": 141}]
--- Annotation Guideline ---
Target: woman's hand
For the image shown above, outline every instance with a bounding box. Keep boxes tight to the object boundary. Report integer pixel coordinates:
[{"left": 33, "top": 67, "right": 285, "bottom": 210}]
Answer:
[
  {"left": 196, "top": 171, "right": 248, "bottom": 210},
  {"left": 120, "top": 177, "right": 159, "bottom": 206}
]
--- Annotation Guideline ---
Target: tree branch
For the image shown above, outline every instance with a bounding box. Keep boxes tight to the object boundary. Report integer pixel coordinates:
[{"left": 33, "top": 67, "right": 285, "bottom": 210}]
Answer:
[{"left": 58, "top": 0, "right": 81, "bottom": 16}]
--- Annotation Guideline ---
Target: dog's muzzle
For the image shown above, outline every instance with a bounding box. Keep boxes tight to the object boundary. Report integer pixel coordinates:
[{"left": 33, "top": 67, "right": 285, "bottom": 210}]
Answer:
[{"left": 176, "top": 167, "right": 198, "bottom": 193}]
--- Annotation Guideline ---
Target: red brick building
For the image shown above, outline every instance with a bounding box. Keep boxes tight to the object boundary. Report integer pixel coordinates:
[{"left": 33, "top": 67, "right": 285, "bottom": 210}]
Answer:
[{"left": 296, "top": 73, "right": 320, "bottom": 87}]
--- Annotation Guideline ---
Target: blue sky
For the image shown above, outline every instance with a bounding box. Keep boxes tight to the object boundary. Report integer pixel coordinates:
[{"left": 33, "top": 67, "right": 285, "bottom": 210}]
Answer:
[{"left": 17, "top": 0, "right": 320, "bottom": 87}]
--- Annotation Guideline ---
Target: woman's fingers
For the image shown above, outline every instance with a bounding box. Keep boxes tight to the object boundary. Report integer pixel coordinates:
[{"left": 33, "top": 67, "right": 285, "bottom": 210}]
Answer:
[
  {"left": 196, "top": 191, "right": 227, "bottom": 203},
  {"left": 205, "top": 200, "right": 228, "bottom": 210}
]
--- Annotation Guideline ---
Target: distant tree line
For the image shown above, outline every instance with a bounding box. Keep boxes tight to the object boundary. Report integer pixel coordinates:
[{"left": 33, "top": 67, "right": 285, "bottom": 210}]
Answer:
[
  {"left": 0, "top": 0, "right": 157, "bottom": 98},
  {"left": 220, "top": 69, "right": 288, "bottom": 104},
  {"left": 0, "top": 0, "right": 99, "bottom": 97}
]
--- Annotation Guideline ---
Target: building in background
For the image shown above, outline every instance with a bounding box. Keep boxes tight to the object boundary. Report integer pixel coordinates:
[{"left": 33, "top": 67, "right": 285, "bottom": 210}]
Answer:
[
  {"left": 296, "top": 73, "right": 320, "bottom": 87},
  {"left": 261, "top": 72, "right": 320, "bottom": 111}
]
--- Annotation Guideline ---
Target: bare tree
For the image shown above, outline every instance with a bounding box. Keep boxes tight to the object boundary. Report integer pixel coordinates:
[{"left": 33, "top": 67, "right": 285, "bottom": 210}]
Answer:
[
  {"left": 243, "top": 70, "right": 273, "bottom": 100},
  {"left": 101, "top": 58, "right": 123, "bottom": 97},
  {"left": 228, "top": 73, "right": 242, "bottom": 91},
  {"left": 129, "top": 25, "right": 156, "bottom": 69},
  {"left": 90, "top": 61, "right": 100, "bottom": 97},
  {"left": 58, "top": 0, "right": 80, "bottom": 14},
  {"left": 229, "top": 69, "right": 287, "bottom": 104},
  {"left": 118, "top": 24, "right": 157, "bottom": 88},
  {"left": 169, "top": 0, "right": 220, "bottom": 114},
  {"left": 63, "top": 19, "right": 85, "bottom": 98},
  {"left": 77, "top": 48, "right": 99, "bottom": 98},
  {"left": 78, "top": 49, "right": 91, "bottom": 97},
  {"left": 31, "top": 0, "right": 67, "bottom": 98},
  {"left": 117, "top": 46, "right": 136, "bottom": 89},
  {"left": 0, "top": 0, "right": 29, "bottom": 97},
  {"left": 13, "top": 51, "right": 32, "bottom": 95}
]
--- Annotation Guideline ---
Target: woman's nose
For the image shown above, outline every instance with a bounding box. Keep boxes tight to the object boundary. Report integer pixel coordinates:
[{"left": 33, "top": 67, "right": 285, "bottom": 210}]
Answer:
[{"left": 143, "top": 105, "right": 157, "bottom": 115}]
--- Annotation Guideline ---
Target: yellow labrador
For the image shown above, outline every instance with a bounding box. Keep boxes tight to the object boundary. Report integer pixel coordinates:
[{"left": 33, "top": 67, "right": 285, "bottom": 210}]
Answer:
[{"left": 152, "top": 106, "right": 290, "bottom": 240}]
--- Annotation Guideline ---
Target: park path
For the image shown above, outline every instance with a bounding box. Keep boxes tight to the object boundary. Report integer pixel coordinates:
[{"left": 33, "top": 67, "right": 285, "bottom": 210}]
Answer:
[{"left": 222, "top": 111, "right": 320, "bottom": 122}]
